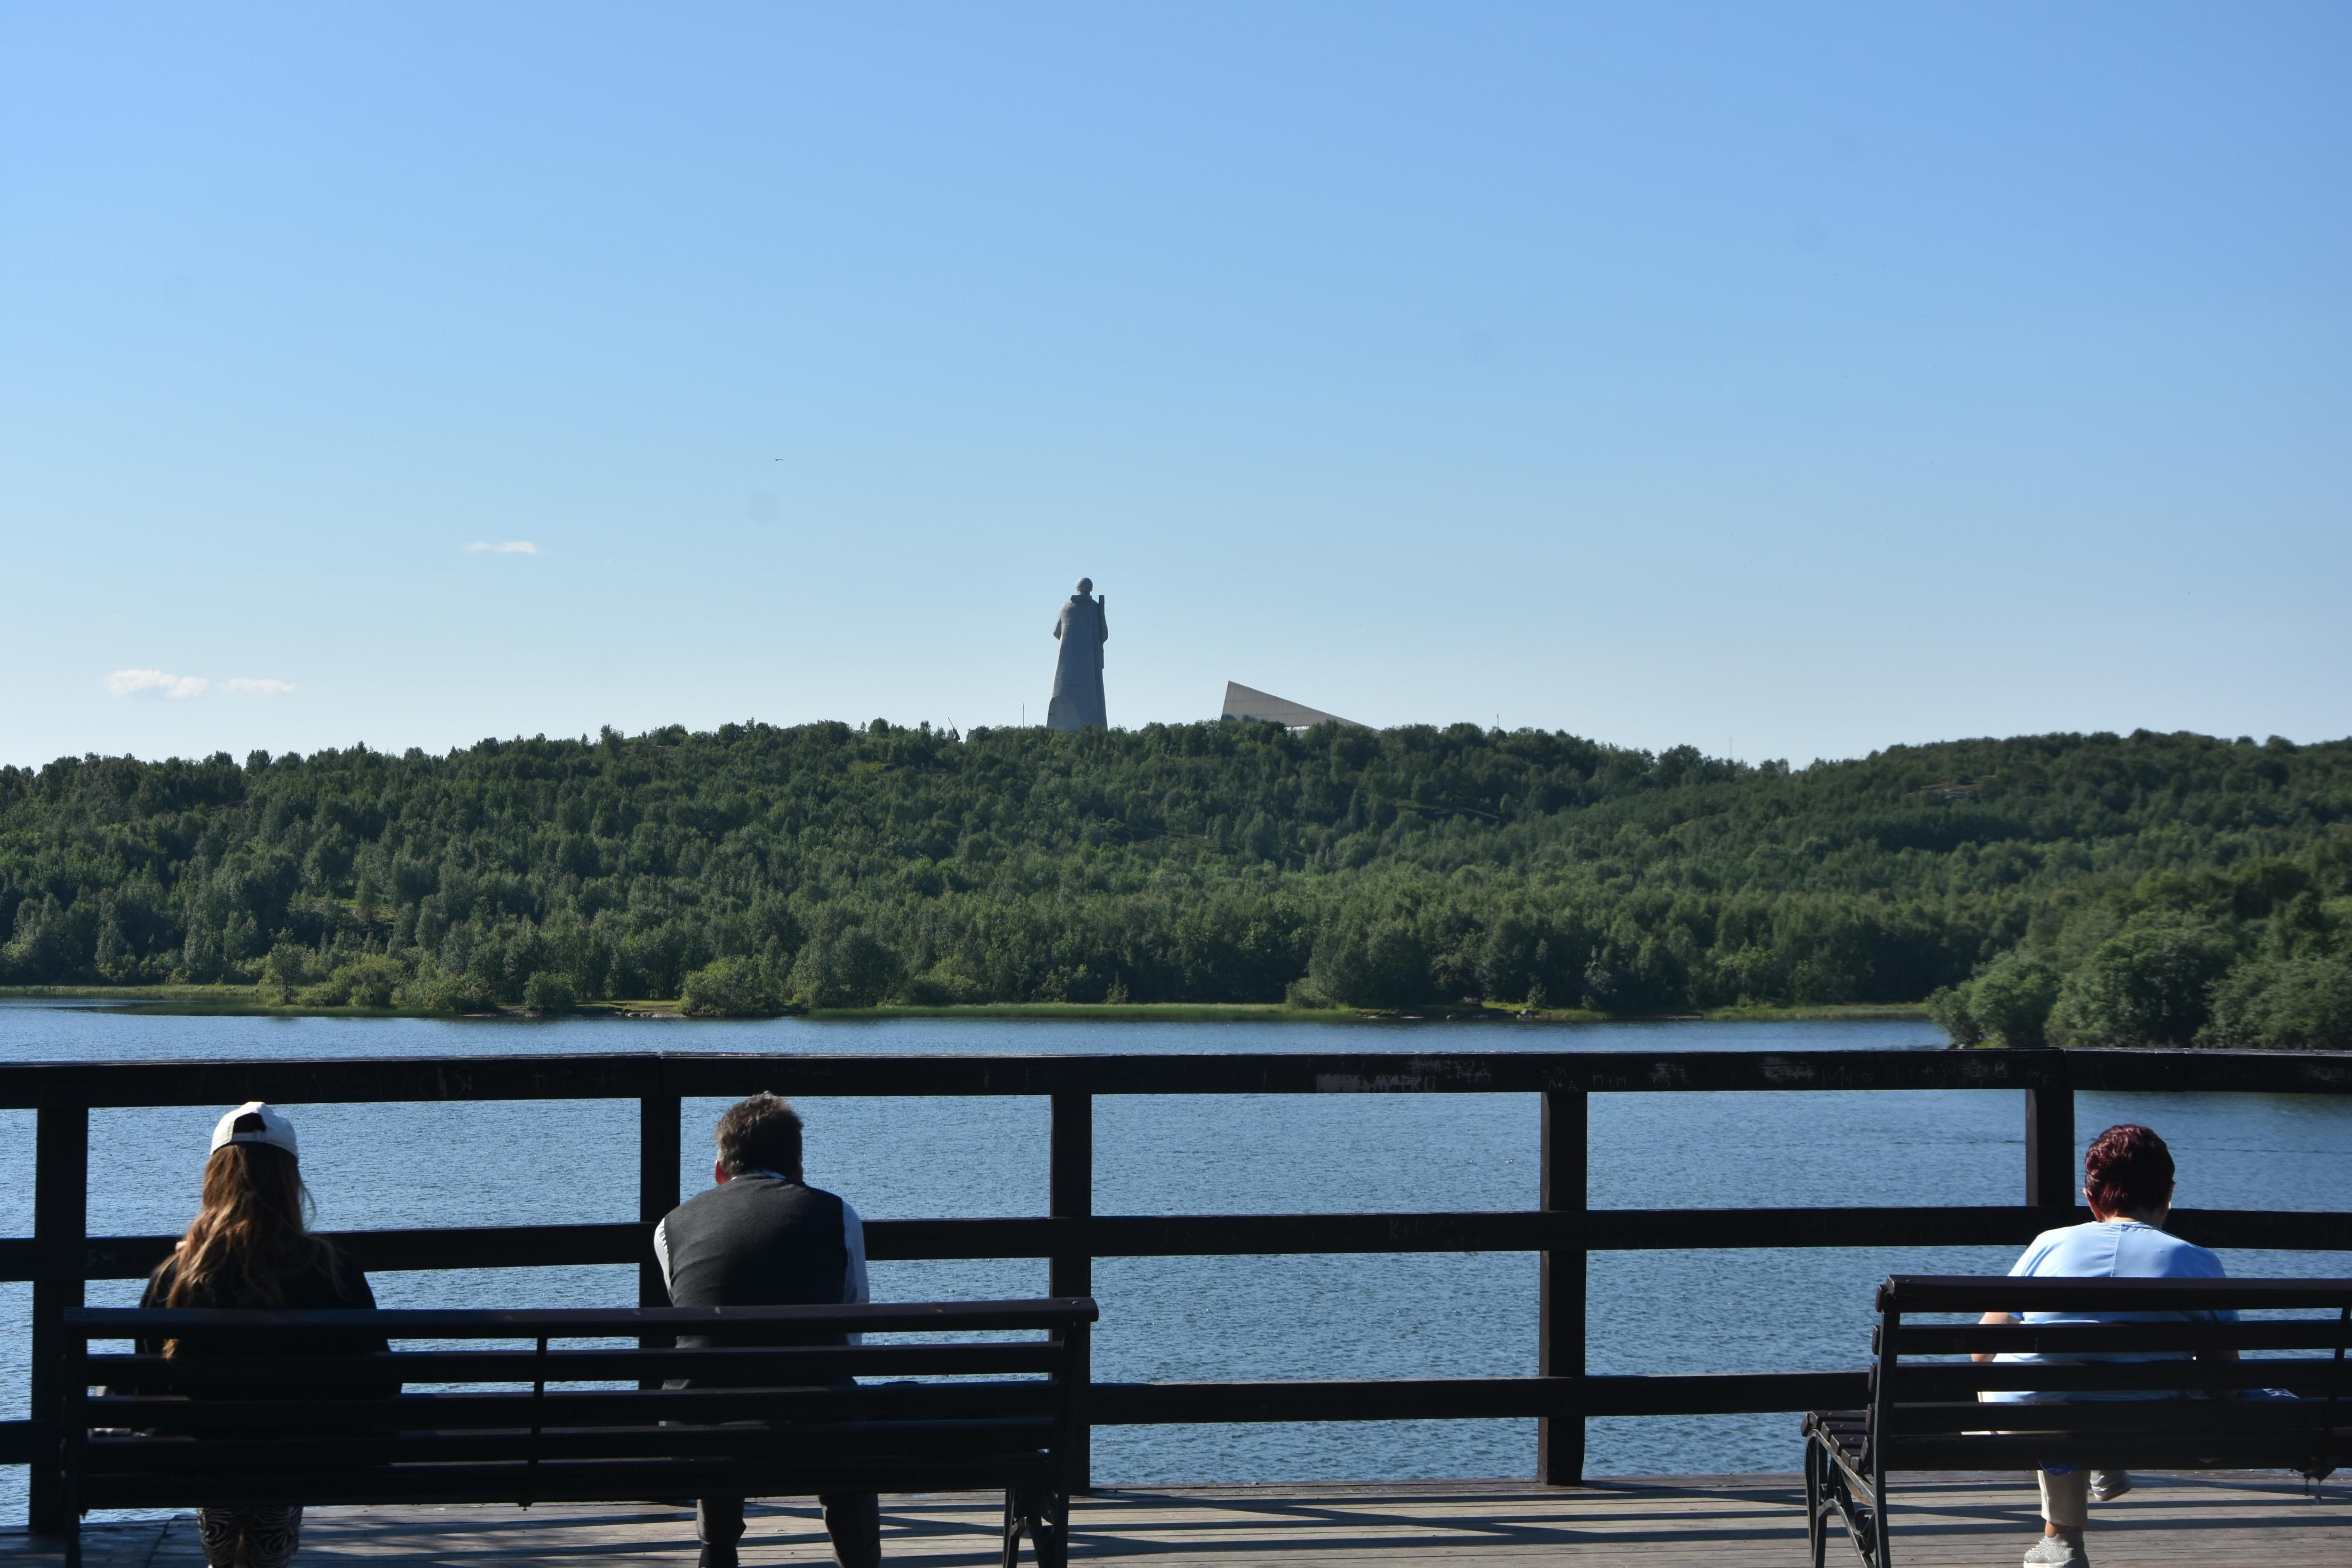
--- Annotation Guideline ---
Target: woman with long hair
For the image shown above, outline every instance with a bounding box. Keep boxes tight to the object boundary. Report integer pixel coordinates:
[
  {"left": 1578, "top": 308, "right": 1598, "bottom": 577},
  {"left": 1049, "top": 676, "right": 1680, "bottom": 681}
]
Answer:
[{"left": 141, "top": 1102, "right": 385, "bottom": 1568}]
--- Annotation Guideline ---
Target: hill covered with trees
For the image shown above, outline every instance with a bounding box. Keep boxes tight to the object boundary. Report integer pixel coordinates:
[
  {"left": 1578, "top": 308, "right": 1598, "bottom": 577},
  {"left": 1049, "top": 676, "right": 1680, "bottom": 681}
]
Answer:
[{"left": 0, "top": 720, "right": 2346, "bottom": 1046}]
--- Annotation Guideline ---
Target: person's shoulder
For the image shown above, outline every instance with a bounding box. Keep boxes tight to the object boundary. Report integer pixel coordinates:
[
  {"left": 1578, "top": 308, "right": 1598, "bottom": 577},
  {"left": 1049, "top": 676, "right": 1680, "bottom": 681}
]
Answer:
[
  {"left": 2145, "top": 1228, "right": 2227, "bottom": 1278},
  {"left": 2011, "top": 1222, "right": 2094, "bottom": 1275},
  {"left": 289, "top": 1244, "right": 374, "bottom": 1308},
  {"left": 329, "top": 1246, "right": 378, "bottom": 1306},
  {"left": 141, "top": 1251, "right": 182, "bottom": 1305},
  {"left": 2031, "top": 1223, "right": 2097, "bottom": 1247},
  {"left": 667, "top": 1180, "right": 739, "bottom": 1218},
  {"left": 793, "top": 1182, "right": 861, "bottom": 1229}
]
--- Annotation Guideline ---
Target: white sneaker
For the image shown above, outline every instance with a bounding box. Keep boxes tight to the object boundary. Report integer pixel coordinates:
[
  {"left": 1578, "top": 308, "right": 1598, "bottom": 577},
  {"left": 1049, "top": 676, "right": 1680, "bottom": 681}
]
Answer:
[
  {"left": 2089, "top": 1470, "right": 2131, "bottom": 1502},
  {"left": 2023, "top": 1534, "right": 2088, "bottom": 1568}
]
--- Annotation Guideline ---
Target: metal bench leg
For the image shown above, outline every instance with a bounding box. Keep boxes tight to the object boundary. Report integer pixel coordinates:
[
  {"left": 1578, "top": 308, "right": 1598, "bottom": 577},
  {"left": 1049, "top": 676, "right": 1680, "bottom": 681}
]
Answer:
[
  {"left": 1002, "top": 1486, "right": 1064, "bottom": 1568},
  {"left": 1870, "top": 1463, "right": 1891, "bottom": 1568},
  {"left": 59, "top": 1429, "right": 83, "bottom": 1568},
  {"left": 1039, "top": 1488, "right": 1068, "bottom": 1568},
  {"left": 1817, "top": 1456, "right": 1880, "bottom": 1568},
  {"left": 1805, "top": 1440, "right": 1826, "bottom": 1568}
]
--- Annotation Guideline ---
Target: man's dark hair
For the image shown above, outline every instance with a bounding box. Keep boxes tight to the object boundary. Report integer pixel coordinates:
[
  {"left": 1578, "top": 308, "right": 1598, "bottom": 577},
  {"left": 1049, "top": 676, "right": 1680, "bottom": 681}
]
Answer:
[
  {"left": 2084, "top": 1123, "right": 2175, "bottom": 1214},
  {"left": 714, "top": 1093, "right": 803, "bottom": 1178}
]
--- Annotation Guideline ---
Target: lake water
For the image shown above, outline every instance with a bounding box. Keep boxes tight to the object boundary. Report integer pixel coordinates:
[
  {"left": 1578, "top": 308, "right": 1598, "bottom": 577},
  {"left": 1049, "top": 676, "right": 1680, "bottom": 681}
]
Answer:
[{"left": 4, "top": 1003, "right": 2348, "bottom": 1517}]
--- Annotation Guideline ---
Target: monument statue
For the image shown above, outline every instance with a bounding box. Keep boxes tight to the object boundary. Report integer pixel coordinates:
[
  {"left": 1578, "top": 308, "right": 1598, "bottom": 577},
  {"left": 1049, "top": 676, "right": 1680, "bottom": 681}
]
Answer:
[{"left": 1046, "top": 577, "right": 1109, "bottom": 732}]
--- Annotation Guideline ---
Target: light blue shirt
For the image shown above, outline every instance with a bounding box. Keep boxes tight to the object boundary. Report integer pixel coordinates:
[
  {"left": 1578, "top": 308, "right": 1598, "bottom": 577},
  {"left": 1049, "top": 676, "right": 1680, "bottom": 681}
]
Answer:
[{"left": 1985, "top": 1218, "right": 2232, "bottom": 1403}]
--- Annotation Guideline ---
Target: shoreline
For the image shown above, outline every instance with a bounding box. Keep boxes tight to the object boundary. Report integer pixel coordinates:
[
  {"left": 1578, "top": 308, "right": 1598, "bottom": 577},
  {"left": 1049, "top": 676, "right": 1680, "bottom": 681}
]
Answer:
[{"left": 0, "top": 986, "right": 1931, "bottom": 1026}]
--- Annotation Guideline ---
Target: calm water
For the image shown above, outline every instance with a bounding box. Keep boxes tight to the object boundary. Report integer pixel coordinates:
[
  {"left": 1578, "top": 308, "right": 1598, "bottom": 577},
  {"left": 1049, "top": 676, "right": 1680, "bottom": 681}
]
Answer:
[{"left": 3, "top": 1003, "right": 2347, "bottom": 1513}]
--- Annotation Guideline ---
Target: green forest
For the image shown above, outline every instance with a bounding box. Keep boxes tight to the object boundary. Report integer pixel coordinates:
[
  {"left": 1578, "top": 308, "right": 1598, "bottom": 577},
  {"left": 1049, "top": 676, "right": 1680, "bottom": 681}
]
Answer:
[{"left": 0, "top": 720, "right": 2347, "bottom": 1048}]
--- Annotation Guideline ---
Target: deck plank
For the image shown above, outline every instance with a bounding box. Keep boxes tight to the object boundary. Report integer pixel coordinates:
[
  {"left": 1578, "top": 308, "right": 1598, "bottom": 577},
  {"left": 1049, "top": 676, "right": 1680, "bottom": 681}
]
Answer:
[{"left": 6, "top": 1473, "right": 2343, "bottom": 1567}]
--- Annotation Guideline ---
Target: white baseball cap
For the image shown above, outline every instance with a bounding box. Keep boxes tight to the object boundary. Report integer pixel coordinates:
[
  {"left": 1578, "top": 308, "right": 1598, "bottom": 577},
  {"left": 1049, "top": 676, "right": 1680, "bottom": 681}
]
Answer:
[{"left": 209, "top": 1101, "right": 299, "bottom": 1159}]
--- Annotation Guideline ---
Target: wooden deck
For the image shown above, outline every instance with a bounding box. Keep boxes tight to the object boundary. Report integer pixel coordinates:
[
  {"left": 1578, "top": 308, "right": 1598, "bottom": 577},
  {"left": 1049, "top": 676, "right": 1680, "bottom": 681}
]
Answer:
[{"left": 9, "top": 1472, "right": 2344, "bottom": 1568}]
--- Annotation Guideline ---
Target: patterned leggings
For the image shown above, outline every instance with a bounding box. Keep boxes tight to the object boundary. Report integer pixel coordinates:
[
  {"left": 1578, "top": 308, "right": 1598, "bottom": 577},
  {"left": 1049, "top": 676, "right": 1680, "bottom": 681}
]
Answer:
[{"left": 197, "top": 1504, "right": 304, "bottom": 1568}]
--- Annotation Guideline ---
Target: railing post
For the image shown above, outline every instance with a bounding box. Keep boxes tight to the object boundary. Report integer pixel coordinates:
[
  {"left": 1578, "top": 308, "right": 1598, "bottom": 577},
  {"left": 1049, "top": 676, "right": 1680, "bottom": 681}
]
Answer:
[
  {"left": 29, "top": 1094, "right": 88, "bottom": 1533},
  {"left": 1049, "top": 1091, "right": 1093, "bottom": 1494},
  {"left": 640, "top": 1091, "right": 683, "bottom": 1304},
  {"left": 639, "top": 1092, "right": 682, "bottom": 1384},
  {"left": 1538, "top": 1088, "right": 1588, "bottom": 1486},
  {"left": 2025, "top": 1087, "right": 2076, "bottom": 1209}
]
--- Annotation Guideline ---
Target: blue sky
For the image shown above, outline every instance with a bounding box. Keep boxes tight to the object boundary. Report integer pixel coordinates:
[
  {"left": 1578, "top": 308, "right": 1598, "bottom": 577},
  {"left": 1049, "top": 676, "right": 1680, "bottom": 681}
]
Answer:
[{"left": 3, "top": 2, "right": 2345, "bottom": 767}]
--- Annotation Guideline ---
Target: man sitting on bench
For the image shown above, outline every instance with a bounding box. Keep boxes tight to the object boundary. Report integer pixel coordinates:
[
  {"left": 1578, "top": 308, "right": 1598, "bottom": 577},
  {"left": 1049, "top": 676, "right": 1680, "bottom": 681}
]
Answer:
[
  {"left": 654, "top": 1093, "right": 880, "bottom": 1568},
  {"left": 1973, "top": 1123, "right": 2236, "bottom": 1568}
]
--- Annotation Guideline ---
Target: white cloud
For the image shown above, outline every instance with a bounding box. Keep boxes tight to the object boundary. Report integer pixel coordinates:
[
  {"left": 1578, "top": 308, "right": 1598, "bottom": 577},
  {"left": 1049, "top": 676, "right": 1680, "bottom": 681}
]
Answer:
[
  {"left": 105, "top": 669, "right": 296, "bottom": 699},
  {"left": 462, "top": 541, "right": 539, "bottom": 555},
  {"left": 106, "top": 669, "right": 211, "bottom": 699}
]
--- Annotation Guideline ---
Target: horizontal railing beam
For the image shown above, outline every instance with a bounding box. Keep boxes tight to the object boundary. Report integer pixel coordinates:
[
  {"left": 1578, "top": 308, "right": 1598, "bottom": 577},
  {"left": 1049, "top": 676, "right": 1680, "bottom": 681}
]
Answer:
[
  {"left": 12, "top": 1206, "right": 2346, "bottom": 1283},
  {"left": 0, "top": 1418, "right": 32, "bottom": 1465},
  {"left": 0, "top": 1224, "right": 653, "bottom": 1281},
  {"left": 1090, "top": 1371, "right": 1871, "bottom": 1424},
  {"left": 0, "top": 1055, "right": 667, "bottom": 1110},
  {"left": 1, "top": 1047, "right": 2348, "bottom": 1108}
]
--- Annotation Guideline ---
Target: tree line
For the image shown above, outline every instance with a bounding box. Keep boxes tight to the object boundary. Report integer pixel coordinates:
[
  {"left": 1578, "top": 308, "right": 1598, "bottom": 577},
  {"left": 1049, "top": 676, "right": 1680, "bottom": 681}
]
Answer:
[{"left": 0, "top": 719, "right": 2344, "bottom": 1045}]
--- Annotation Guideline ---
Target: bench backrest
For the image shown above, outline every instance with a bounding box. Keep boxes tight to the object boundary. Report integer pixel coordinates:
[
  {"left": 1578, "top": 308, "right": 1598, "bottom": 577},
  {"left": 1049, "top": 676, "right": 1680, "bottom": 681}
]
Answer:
[
  {"left": 65, "top": 1297, "right": 1097, "bottom": 1510},
  {"left": 1866, "top": 1275, "right": 2351, "bottom": 1476}
]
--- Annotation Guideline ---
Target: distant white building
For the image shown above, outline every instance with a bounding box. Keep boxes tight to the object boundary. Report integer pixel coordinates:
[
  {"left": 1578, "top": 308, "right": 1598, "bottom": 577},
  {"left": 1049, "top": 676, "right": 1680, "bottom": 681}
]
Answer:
[{"left": 1220, "top": 681, "right": 1362, "bottom": 730}]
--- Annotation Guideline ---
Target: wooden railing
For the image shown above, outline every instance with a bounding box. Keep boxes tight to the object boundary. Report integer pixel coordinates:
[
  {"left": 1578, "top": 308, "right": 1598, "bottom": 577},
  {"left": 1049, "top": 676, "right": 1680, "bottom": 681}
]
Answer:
[{"left": 6, "top": 1045, "right": 2351, "bottom": 1530}]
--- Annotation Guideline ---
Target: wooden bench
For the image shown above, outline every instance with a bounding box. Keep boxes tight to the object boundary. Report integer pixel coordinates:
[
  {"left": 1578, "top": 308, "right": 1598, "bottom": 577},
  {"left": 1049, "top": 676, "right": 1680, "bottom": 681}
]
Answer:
[
  {"left": 1803, "top": 1275, "right": 2351, "bottom": 1568},
  {"left": 61, "top": 1296, "right": 1097, "bottom": 1568}
]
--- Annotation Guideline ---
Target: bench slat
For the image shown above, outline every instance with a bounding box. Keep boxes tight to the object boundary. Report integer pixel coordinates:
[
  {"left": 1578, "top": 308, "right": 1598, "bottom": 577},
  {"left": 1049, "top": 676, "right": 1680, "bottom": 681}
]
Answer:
[
  {"left": 1884, "top": 1359, "right": 2347, "bottom": 1398},
  {"left": 1810, "top": 1411, "right": 2343, "bottom": 1474},
  {"left": 1880, "top": 1399, "right": 2340, "bottom": 1435},
  {"left": 77, "top": 1453, "right": 1062, "bottom": 1510},
  {"left": 88, "top": 1383, "right": 1060, "bottom": 1433},
  {"left": 1880, "top": 1433, "right": 2346, "bottom": 1470},
  {"left": 1885, "top": 1320, "right": 2347, "bottom": 1355},
  {"left": 84, "top": 1341, "right": 1062, "bottom": 1387},
  {"left": 87, "top": 1416, "right": 1059, "bottom": 1471},
  {"left": 68, "top": 1297, "right": 1099, "bottom": 1338},
  {"left": 1878, "top": 1275, "right": 2352, "bottom": 1313}
]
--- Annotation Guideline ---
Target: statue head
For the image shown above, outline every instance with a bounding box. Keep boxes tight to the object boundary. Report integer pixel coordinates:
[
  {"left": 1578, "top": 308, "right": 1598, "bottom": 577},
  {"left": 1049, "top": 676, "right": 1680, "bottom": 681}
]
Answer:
[{"left": 1075, "top": 577, "right": 1094, "bottom": 596}]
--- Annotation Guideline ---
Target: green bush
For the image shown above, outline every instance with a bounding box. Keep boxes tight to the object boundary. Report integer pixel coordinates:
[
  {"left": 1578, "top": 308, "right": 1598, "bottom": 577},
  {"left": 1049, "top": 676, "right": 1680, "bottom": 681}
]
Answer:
[
  {"left": 2201, "top": 954, "right": 2352, "bottom": 1051},
  {"left": 523, "top": 970, "right": 576, "bottom": 1013},
  {"left": 900, "top": 963, "right": 986, "bottom": 1006},
  {"left": 1924, "top": 983, "right": 1981, "bottom": 1044},
  {"left": 176, "top": 922, "right": 226, "bottom": 985},
  {"left": 258, "top": 943, "right": 321, "bottom": 1005},
  {"left": 791, "top": 925, "right": 899, "bottom": 1009},
  {"left": 1930, "top": 951, "right": 2062, "bottom": 1048},
  {"left": 1308, "top": 915, "right": 1434, "bottom": 1009},
  {"left": 296, "top": 955, "right": 405, "bottom": 1009},
  {"left": 396, "top": 965, "right": 501, "bottom": 1013},
  {"left": 679, "top": 955, "right": 788, "bottom": 1018},
  {"left": 2053, "top": 923, "right": 2240, "bottom": 1049},
  {"left": 1283, "top": 977, "right": 1342, "bottom": 1010}
]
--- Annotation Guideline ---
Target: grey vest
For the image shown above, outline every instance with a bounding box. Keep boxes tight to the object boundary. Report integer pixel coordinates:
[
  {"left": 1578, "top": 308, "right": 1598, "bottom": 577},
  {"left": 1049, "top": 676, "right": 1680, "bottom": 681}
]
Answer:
[{"left": 660, "top": 1176, "right": 851, "bottom": 1352}]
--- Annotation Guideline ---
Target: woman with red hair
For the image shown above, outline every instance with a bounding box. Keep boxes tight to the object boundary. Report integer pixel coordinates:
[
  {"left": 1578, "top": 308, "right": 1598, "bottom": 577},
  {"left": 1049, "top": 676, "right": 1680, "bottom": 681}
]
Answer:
[{"left": 1972, "top": 1124, "right": 2235, "bottom": 1568}]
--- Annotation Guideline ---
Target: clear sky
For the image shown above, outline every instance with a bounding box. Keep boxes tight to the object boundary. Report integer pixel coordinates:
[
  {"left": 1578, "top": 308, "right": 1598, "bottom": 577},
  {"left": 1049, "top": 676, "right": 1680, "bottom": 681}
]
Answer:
[{"left": 3, "top": 3, "right": 2345, "bottom": 769}]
